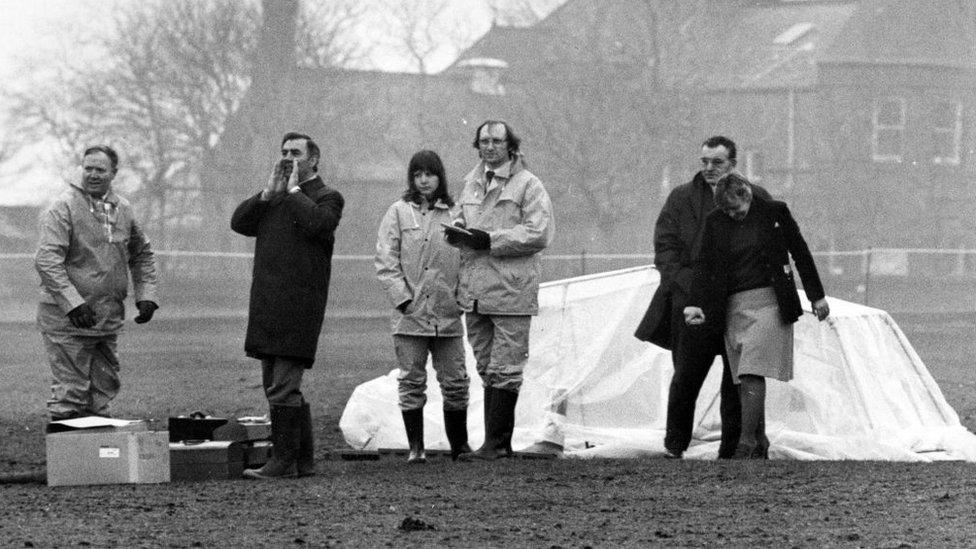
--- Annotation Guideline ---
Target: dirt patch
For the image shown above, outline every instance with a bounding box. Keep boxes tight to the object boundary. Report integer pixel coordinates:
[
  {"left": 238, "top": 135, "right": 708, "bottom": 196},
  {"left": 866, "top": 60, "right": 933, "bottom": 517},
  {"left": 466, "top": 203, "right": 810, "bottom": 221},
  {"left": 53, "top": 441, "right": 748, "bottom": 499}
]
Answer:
[{"left": 2, "top": 315, "right": 976, "bottom": 547}]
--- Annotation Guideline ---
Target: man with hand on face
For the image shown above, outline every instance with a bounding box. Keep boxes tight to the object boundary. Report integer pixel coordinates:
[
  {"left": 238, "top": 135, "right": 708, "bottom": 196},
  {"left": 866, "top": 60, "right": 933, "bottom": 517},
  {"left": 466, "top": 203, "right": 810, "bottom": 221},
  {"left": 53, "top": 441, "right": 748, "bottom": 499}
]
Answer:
[
  {"left": 447, "top": 120, "right": 554, "bottom": 461},
  {"left": 35, "top": 145, "right": 159, "bottom": 430},
  {"left": 231, "top": 132, "right": 344, "bottom": 480}
]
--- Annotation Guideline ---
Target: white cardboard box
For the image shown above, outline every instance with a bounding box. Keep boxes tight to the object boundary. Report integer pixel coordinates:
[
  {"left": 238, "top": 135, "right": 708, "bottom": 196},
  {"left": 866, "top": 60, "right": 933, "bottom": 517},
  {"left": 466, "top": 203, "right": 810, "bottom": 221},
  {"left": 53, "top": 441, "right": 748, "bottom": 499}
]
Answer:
[{"left": 46, "top": 426, "right": 170, "bottom": 486}]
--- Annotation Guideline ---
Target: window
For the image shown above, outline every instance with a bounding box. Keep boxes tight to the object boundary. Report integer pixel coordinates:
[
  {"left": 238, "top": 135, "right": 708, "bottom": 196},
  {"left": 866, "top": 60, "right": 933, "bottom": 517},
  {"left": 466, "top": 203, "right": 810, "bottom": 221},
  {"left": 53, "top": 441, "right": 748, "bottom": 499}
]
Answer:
[
  {"left": 872, "top": 97, "right": 905, "bottom": 162},
  {"left": 469, "top": 68, "right": 505, "bottom": 96},
  {"left": 931, "top": 100, "right": 962, "bottom": 165},
  {"left": 456, "top": 57, "right": 508, "bottom": 96},
  {"left": 743, "top": 150, "right": 764, "bottom": 182}
]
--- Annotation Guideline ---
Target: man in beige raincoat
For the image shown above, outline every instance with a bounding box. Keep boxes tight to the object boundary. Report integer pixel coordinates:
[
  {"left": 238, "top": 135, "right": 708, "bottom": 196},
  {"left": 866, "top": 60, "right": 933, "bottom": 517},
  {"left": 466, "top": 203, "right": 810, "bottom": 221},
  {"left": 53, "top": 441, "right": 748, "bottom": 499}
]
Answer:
[
  {"left": 35, "top": 145, "right": 158, "bottom": 429},
  {"left": 447, "top": 120, "right": 554, "bottom": 461}
]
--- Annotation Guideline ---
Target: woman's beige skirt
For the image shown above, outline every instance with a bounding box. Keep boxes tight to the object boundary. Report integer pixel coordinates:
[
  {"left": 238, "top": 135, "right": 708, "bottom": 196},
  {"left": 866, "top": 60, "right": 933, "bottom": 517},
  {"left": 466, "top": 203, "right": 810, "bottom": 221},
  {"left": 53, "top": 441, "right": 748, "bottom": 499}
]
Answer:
[{"left": 724, "top": 286, "right": 793, "bottom": 383}]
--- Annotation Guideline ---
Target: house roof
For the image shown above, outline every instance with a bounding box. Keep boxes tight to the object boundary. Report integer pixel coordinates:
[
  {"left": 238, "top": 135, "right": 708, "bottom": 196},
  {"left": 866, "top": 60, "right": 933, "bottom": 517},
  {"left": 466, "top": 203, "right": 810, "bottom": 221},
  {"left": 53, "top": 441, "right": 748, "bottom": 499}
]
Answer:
[
  {"left": 451, "top": 0, "right": 976, "bottom": 91},
  {"left": 697, "top": 3, "right": 856, "bottom": 90},
  {"left": 820, "top": 0, "right": 976, "bottom": 69}
]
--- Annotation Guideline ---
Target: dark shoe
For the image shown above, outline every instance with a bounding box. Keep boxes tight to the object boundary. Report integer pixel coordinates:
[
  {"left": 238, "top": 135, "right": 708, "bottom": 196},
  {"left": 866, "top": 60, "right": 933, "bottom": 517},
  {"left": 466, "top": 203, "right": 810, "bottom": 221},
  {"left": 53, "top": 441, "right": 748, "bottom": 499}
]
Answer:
[
  {"left": 297, "top": 401, "right": 316, "bottom": 476},
  {"left": 243, "top": 406, "right": 301, "bottom": 479},
  {"left": 663, "top": 450, "right": 683, "bottom": 459},
  {"left": 402, "top": 408, "right": 426, "bottom": 464},
  {"left": 717, "top": 441, "right": 737, "bottom": 460},
  {"left": 443, "top": 407, "right": 470, "bottom": 460},
  {"left": 752, "top": 434, "right": 770, "bottom": 460},
  {"left": 731, "top": 442, "right": 756, "bottom": 460},
  {"left": 458, "top": 443, "right": 507, "bottom": 461}
]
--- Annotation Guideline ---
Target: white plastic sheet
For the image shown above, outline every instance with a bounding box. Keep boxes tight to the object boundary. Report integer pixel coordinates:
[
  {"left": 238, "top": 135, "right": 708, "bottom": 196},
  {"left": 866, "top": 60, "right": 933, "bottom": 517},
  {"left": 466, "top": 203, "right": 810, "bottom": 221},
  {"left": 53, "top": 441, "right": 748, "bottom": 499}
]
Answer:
[{"left": 340, "top": 265, "right": 976, "bottom": 461}]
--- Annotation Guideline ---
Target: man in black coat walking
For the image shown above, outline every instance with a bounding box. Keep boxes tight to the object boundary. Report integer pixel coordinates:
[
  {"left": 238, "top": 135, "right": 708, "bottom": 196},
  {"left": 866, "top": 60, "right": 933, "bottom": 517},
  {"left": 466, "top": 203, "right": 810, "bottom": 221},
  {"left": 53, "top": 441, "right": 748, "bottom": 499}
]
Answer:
[
  {"left": 231, "top": 132, "right": 344, "bottom": 479},
  {"left": 653, "top": 135, "right": 769, "bottom": 459}
]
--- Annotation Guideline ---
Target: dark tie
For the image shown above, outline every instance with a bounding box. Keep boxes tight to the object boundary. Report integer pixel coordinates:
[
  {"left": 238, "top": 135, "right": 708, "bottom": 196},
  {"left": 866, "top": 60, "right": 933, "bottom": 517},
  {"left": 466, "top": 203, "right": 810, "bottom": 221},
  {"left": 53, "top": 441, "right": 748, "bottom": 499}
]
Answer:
[{"left": 486, "top": 170, "right": 495, "bottom": 183}]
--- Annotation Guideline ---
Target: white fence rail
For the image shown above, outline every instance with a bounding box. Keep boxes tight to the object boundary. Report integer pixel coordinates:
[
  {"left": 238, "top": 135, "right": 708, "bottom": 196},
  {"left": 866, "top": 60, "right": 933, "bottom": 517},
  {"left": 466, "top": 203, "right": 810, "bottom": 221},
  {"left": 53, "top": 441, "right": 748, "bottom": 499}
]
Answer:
[{"left": 4, "top": 249, "right": 976, "bottom": 319}]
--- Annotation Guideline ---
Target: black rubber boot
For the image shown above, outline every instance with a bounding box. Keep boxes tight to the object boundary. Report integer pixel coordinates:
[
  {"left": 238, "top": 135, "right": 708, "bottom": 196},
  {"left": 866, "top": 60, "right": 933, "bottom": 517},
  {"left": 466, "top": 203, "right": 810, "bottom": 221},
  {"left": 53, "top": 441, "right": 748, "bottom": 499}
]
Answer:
[
  {"left": 459, "top": 388, "right": 517, "bottom": 461},
  {"left": 494, "top": 389, "right": 519, "bottom": 457},
  {"left": 243, "top": 405, "right": 300, "bottom": 479},
  {"left": 482, "top": 385, "right": 494, "bottom": 436},
  {"left": 402, "top": 408, "right": 426, "bottom": 464},
  {"left": 297, "top": 401, "right": 316, "bottom": 476},
  {"left": 443, "top": 407, "right": 471, "bottom": 460}
]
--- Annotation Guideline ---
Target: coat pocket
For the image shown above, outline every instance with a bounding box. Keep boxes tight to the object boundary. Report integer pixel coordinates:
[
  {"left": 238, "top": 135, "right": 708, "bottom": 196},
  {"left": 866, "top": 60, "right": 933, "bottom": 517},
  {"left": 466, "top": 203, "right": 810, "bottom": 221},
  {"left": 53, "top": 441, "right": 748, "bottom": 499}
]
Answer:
[{"left": 772, "top": 266, "right": 802, "bottom": 324}]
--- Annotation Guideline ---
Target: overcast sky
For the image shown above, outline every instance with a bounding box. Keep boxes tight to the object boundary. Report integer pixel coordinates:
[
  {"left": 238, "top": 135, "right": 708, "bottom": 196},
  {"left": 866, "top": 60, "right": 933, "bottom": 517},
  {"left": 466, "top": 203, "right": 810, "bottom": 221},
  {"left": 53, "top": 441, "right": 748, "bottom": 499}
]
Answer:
[
  {"left": 0, "top": 0, "right": 564, "bottom": 206},
  {"left": 0, "top": 0, "right": 119, "bottom": 205}
]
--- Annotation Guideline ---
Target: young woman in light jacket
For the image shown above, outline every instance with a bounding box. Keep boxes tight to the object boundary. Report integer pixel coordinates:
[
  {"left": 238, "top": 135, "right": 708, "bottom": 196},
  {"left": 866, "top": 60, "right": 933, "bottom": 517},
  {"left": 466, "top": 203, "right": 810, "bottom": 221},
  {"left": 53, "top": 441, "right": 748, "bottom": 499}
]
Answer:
[{"left": 374, "top": 150, "right": 471, "bottom": 463}]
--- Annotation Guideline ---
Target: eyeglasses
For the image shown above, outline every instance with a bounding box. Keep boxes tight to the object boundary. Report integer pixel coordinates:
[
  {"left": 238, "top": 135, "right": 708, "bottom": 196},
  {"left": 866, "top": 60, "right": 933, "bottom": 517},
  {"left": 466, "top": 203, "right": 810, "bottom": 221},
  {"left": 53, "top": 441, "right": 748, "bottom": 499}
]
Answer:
[
  {"left": 701, "top": 158, "right": 729, "bottom": 168},
  {"left": 478, "top": 138, "right": 507, "bottom": 147}
]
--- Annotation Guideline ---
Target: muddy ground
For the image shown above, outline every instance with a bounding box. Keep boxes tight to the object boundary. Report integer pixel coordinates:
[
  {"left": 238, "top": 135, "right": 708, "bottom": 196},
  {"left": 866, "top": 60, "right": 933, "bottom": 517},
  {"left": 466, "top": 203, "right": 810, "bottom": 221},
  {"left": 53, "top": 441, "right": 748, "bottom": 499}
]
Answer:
[{"left": 1, "top": 315, "right": 975, "bottom": 547}]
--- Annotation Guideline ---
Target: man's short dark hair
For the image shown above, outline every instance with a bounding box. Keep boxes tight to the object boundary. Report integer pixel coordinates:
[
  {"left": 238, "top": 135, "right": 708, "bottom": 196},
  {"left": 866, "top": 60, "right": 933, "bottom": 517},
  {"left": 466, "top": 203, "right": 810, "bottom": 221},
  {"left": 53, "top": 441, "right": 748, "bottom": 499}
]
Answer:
[
  {"left": 472, "top": 120, "right": 521, "bottom": 156},
  {"left": 281, "top": 132, "right": 320, "bottom": 172},
  {"left": 701, "top": 135, "right": 737, "bottom": 162},
  {"left": 83, "top": 145, "right": 119, "bottom": 171}
]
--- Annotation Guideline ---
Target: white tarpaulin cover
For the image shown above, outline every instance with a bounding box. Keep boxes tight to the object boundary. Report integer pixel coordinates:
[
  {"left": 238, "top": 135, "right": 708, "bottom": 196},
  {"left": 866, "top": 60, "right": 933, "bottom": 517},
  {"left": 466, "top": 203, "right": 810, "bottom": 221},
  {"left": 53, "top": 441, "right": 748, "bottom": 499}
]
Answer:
[{"left": 340, "top": 265, "right": 976, "bottom": 460}]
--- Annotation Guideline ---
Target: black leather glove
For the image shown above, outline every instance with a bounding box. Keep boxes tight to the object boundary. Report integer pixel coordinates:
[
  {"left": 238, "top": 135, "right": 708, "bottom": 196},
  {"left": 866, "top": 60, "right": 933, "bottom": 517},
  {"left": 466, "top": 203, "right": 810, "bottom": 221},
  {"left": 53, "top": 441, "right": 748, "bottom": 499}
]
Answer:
[
  {"left": 67, "top": 303, "right": 96, "bottom": 329},
  {"left": 396, "top": 300, "right": 412, "bottom": 314},
  {"left": 445, "top": 230, "right": 465, "bottom": 247},
  {"left": 467, "top": 229, "right": 491, "bottom": 250},
  {"left": 134, "top": 301, "right": 158, "bottom": 324}
]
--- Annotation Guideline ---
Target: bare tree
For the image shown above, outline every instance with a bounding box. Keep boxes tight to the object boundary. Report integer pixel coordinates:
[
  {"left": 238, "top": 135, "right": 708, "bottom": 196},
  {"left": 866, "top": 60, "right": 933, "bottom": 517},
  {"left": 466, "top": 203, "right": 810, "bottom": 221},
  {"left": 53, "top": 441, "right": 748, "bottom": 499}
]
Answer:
[
  {"left": 297, "top": 0, "right": 372, "bottom": 68},
  {"left": 5, "top": 0, "right": 258, "bottom": 248},
  {"left": 378, "top": 0, "right": 472, "bottom": 74},
  {"left": 510, "top": 1, "right": 707, "bottom": 249},
  {"left": 5, "top": 0, "right": 371, "bottom": 250}
]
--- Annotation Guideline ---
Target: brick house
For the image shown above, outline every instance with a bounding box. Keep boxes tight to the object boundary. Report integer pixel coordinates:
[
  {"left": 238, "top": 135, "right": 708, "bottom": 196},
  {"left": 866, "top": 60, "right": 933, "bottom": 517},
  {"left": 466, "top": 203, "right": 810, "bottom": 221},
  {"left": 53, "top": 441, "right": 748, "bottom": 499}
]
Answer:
[{"left": 207, "top": 0, "right": 976, "bottom": 255}]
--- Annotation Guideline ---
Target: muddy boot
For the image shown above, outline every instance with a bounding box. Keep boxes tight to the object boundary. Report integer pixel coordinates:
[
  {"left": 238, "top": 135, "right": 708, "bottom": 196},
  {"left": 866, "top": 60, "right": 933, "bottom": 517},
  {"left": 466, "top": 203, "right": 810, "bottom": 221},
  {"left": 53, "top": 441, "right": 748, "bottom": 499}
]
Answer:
[
  {"left": 443, "top": 407, "right": 471, "bottom": 460},
  {"left": 243, "top": 405, "right": 300, "bottom": 479},
  {"left": 402, "top": 408, "right": 426, "bottom": 464},
  {"left": 297, "top": 401, "right": 316, "bottom": 477}
]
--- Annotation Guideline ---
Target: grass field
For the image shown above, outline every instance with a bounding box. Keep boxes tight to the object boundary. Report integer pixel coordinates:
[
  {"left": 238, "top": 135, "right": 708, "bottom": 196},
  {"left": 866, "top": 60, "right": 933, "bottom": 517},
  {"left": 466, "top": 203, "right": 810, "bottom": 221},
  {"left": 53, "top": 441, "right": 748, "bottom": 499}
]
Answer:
[{"left": 1, "top": 314, "right": 975, "bottom": 547}]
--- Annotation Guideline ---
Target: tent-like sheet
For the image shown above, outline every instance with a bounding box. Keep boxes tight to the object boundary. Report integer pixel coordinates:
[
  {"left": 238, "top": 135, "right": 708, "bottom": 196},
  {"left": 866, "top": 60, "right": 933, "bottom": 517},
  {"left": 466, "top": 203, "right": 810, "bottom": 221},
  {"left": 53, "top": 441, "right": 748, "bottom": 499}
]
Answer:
[{"left": 340, "top": 265, "right": 976, "bottom": 460}]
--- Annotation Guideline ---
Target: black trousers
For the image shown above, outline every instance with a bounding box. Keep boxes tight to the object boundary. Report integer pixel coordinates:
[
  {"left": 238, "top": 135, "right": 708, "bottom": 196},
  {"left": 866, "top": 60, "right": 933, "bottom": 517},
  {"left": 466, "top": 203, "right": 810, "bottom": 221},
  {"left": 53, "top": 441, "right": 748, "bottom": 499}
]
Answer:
[{"left": 663, "top": 300, "right": 741, "bottom": 458}]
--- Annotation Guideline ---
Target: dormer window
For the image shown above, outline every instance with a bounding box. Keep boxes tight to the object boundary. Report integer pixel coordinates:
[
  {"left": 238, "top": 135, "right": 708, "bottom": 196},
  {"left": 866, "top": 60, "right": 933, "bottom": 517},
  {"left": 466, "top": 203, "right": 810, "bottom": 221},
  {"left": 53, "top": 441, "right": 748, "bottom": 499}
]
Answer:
[
  {"left": 456, "top": 57, "right": 508, "bottom": 96},
  {"left": 774, "top": 22, "right": 815, "bottom": 45}
]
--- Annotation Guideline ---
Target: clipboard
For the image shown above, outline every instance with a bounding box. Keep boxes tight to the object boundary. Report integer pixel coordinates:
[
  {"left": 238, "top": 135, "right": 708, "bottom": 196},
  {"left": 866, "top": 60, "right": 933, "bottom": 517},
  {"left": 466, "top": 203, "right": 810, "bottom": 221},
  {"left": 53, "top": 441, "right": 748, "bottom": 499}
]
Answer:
[{"left": 440, "top": 222, "right": 472, "bottom": 236}]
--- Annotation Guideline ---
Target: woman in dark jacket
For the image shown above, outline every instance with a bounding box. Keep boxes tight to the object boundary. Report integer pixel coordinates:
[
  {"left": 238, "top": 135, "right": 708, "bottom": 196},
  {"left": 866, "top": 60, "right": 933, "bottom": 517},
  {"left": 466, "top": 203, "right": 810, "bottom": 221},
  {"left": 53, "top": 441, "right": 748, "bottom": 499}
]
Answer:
[{"left": 683, "top": 173, "right": 830, "bottom": 459}]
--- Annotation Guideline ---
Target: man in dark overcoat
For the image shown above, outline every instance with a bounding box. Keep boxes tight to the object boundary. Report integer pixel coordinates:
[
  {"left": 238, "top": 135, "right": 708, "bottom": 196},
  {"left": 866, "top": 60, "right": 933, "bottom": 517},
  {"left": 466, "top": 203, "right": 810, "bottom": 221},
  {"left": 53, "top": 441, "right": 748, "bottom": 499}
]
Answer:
[
  {"left": 652, "top": 135, "right": 769, "bottom": 459},
  {"left": 231, "top": 132, "right": 344, "bottom": 479}
]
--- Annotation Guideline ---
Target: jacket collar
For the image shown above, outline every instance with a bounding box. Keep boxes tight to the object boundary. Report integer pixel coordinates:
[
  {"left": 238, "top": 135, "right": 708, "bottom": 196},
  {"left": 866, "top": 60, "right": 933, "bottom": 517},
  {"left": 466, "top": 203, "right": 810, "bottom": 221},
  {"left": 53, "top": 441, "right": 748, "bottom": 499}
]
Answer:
[
  {"left": 69, "top": 182, "right": 119, "bottom": 206},
  {"left": 408, "top": 198, "right": 451, "bottom": 210},
  {"left": 474, "top": 153, "right": 526, "bottom": 188}
]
